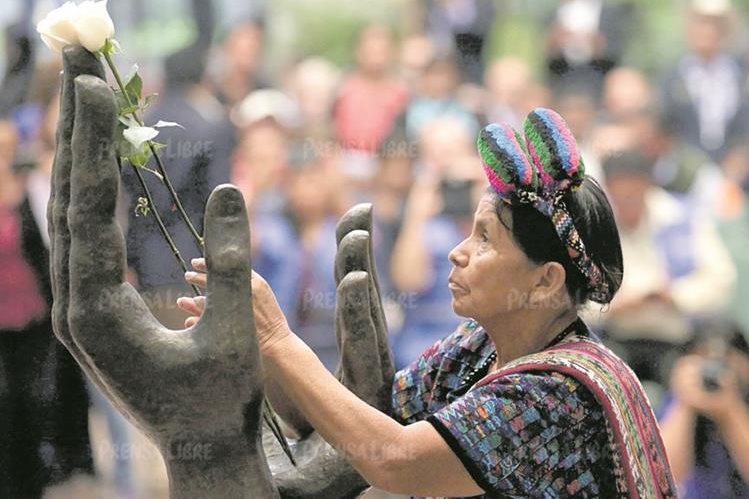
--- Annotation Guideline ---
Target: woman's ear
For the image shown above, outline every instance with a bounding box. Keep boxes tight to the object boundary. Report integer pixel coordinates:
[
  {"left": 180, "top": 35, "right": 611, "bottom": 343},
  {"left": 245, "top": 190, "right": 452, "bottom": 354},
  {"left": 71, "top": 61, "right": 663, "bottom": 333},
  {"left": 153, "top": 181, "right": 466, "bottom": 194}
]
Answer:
[{"left": 528, "top": 262, "right": 568, "bottom": 307}]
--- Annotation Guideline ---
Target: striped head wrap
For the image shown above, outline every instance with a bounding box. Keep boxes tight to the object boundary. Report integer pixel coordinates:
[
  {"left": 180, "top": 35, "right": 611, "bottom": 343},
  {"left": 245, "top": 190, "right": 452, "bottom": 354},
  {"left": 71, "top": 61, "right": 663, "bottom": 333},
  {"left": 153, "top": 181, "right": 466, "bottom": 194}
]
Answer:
[{"left": 477, "top": 108, "right": 611, "bottom": 303}]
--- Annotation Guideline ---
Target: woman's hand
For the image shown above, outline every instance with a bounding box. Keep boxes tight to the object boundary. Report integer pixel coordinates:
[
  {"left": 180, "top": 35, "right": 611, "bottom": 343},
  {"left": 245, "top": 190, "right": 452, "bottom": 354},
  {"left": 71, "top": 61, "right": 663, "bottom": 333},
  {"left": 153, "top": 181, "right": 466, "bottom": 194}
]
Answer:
[{"left": 180, "top": 258, "right": 292, "bottom": 353}]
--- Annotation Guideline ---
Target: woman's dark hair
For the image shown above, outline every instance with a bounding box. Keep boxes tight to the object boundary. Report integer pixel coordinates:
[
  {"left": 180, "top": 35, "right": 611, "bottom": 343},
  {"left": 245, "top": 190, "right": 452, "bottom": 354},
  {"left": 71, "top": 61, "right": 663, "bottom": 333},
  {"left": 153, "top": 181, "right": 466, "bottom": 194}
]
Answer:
[{"left": 495, "top": 176, "right": 624, "bottom": 306}]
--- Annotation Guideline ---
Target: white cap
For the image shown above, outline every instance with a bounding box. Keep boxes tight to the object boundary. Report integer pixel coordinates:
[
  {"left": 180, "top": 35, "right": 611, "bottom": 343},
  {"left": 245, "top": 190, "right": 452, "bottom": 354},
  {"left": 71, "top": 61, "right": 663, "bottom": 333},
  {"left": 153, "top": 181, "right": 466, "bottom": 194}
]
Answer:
[
  {"left": 691, "top": 0, "right": 732, "bottom": 15},
  {"left": 231, "top": 89, "right": 300, "bottom": 129}
]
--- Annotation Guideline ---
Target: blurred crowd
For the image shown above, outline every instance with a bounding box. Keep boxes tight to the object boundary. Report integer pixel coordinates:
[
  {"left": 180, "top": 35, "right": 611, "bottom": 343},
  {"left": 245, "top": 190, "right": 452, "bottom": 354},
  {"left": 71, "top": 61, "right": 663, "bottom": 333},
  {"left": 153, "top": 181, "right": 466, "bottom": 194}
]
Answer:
[{"left": 1, "top": 0, "right": 749, "bottom": 497}]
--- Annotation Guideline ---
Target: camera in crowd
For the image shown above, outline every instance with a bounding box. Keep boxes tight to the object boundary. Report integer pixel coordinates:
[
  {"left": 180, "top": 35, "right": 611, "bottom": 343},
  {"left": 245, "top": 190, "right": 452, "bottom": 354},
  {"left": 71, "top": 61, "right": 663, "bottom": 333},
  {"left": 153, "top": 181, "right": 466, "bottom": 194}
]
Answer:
[
  {"left": 440, "top": 178, "right": 474, "bottom": 218},
  {"left": 692, "top": 318, "right": 748, "bottom": 393}
]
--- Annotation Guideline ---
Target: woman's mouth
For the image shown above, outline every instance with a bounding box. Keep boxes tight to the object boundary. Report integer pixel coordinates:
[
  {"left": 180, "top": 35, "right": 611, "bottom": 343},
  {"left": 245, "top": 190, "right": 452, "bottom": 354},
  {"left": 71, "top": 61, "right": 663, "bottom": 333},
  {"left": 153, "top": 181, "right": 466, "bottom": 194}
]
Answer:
[{"left": 448, "top": 278, "right": 467, "bottom": 294}]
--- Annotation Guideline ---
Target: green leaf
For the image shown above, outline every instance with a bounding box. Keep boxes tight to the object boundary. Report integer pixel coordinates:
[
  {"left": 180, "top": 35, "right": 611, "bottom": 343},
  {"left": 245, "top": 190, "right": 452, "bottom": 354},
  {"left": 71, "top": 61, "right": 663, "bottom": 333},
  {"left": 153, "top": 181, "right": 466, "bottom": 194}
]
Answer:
[
  {"left": 129, "top": 142, "right": 152, "bottom": 168},
  {"left": 119, "top": 104, "right": 139, "bottom": 116},
  {"left": 114, "top": 89, "right": 129, "bottom": 112},
  {"left": 150, "top": 142, "right": 167, "bottom": 151},
  {"left": 124, "top": 69, "right": 143, "bottom": 104},
  {"left": 130, "top": 152, "right": 148, "bottom": 167}
]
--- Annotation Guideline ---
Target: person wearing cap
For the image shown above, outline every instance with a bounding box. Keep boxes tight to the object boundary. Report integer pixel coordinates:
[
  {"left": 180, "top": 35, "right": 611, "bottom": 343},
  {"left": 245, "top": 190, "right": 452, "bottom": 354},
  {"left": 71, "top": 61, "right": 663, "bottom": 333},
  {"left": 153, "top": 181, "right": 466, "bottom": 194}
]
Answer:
[
  {"left": 660, "top": 0, "right": 749, "bottom": 162},
  {"left": 181, "top": 109, "right": 676, "bottom": 497}
]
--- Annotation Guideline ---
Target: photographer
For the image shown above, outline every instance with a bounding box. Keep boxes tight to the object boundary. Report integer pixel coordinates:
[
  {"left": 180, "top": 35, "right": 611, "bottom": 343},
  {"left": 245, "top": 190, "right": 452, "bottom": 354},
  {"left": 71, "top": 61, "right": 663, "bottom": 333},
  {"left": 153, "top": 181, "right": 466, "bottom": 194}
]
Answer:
[{"left": 659, "top": 319, "right": 749, "bottom": 498}]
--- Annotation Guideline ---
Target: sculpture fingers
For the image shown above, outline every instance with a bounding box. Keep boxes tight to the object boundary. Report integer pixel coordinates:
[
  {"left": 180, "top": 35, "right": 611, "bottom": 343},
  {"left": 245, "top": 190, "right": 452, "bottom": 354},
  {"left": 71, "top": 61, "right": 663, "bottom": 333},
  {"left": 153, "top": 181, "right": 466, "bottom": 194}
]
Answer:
[
  {"left": 199, "top": 185, "right": 255, "bottom": 358},
  {"left": 198, "top": 185, "right": 267, "bottom": 434},
  {"left": 46, "top": 47, "right": 128, "bottom": 408},
  {"left": 334, "top": 203, "right": 374, "bottom": 285},
  {"left": 334, "top": 206, "right": 394, "bottom": 400},
  {"left": 66, "top": 76, "right": 173, "bottom": 387},
  {"left": 333, "top": 228, "right": 369, "bottom": 381},
  {"left": 335, "top": 230, "right": 394, "bottom": 412},
  {"left": 336, "top": 270, "right": 385, "bottom": 408},
  {"left": 48, "top": 46, "right": 105, "bottom": 352},
  {"left": 67, "top": 75, "right": 128, "bottom": 319}
]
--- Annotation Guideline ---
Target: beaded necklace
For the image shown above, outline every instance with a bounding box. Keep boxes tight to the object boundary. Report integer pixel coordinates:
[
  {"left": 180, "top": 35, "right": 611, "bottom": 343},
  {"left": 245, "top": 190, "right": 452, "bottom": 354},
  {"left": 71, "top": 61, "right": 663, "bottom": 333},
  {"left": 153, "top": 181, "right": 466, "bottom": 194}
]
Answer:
[{"left": 460, "top": 318, "right": 583, "bottom": 387}]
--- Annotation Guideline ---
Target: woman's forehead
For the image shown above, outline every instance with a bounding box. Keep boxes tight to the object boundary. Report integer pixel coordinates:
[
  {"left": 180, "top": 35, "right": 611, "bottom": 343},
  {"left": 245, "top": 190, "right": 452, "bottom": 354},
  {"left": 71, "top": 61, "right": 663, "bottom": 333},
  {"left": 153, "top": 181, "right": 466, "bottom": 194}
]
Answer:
[
  {"left": 476, "top": 194, "right": 498, "bottom": 214},
  {"left": 475, "top": 194, "right": 511, "bottom": 228}
]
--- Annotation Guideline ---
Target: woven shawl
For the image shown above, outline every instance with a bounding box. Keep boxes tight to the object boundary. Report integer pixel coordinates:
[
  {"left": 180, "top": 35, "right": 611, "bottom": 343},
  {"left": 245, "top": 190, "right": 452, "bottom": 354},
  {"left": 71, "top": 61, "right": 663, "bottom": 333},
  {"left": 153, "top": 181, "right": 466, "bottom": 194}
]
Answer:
[{"left": 474, "top": 337, "right": 678, "bottom": 498}]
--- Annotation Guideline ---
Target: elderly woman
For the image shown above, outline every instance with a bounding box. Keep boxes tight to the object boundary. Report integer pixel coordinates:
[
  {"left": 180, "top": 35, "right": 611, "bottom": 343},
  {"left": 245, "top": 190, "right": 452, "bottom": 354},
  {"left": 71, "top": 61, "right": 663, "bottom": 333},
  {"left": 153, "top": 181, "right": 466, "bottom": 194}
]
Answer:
[{"left": 181, "top": 108, "right": 676, "bottom": 497}]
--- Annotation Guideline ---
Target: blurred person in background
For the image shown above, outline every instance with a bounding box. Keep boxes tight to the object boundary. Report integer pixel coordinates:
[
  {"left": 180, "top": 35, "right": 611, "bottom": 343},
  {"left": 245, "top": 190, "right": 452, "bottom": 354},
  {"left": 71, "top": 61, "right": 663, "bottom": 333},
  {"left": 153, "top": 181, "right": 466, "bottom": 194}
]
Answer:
[
  {"left": 0, "top": 118, "right": 93, "bottom": 498},
  {"left": 420, "top": 0, "right": 496, "bottom": 84},
  {"left": 660, "top": 0, "right": 749, "bottom": 162},
  {"left": 285, "top": 56, "right": 341, "bottom": 143},
  {"left": 230, "top": 113, "right": 300, "bottom": 329},
  {"left": 482, "top": 56, "right": 540, "bottom": 129},
  {"left": 659, "top": 319, "right": 749, "bottom": 498},
  {"left": 122, "top": 40, "right": 234, "bottom": 327},
  {"left": 722, "top": 142, "right": 749, "bottom": 195},
  {"left": 637, "top": 110, "right": 730, "bottom": 219},
  {"left": 0, "top": 120, "right": 27, "bottom": 498},
  {"left": 404, "top": 55, "right": 478, "bottom": 142},
  {"left": 545, "top": 0, "right": 635, "bottom": 96},
  {"left": 587, "top": 115, "right": 640, "bottom": 173},
  {"left": 26, "top": 84, "right": 98, "bottom": 496},
  {"left": 593, "top": 151, "right": 736, "bottom": 397},
  {"left": 601, "top": 66, "right": 653, "bottom": 121},
  {"left": 285, "top": 156, "right": 348, "bottom": 371},
  {"left": 398, "top": 34, "right": 436, "bottom": 94},
  {"left": 389, "top": 118, "right": 482, "bottom": 367},
  {"left": 552, "top": 84, "right": 602, "bottom": 179},
  {"left": 211, "top": 18, "right": 269, "bottom": 109},
  {"left": 1, "top": 38, "right": 98, "bottom": 492},
  {"left": 0, "top": 20, "right": 34, "bottom": 118},
  {"left": 231, "top": 97, "right": 295, "bottom": 216},
  {"left": 333, "top": 25, "right": 408, "bottom": 180},
  {"left": 369, "top": 131, "right": 417, "bottom": 340},
  {"left": 372, "top": 131, "right": 416, "bottom": 292}
]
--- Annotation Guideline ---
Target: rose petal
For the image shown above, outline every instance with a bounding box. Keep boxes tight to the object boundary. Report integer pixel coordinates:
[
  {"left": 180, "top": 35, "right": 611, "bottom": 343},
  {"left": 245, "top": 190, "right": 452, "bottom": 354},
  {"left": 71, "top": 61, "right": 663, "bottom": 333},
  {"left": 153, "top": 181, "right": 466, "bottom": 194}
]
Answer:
[
  {"left": 73, "top": 0, "right": 115, "bottom": 52},
  {"left": 39, "top": 32, "right": 69, "bottom": 53},
  {"left": 153, "top": 121, "right": 184, "bottom": 129},
  {"left": 36, "top": 1, "right": 80, "bottom": 53}
]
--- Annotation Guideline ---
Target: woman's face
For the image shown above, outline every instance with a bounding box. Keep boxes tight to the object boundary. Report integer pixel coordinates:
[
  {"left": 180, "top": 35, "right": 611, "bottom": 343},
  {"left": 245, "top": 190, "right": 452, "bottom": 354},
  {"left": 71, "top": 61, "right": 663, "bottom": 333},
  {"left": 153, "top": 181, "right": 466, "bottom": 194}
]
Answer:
[{"left": 447, "top": 194, "right": 540, "bottom": 323}]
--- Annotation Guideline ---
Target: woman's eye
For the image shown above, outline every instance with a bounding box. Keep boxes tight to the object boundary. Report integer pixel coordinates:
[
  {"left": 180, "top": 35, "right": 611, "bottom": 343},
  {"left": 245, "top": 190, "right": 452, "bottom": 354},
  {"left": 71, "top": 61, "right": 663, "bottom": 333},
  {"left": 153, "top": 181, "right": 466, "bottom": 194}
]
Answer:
[{"left": 480, "top": 231, "right": 489, "bottom": 242}]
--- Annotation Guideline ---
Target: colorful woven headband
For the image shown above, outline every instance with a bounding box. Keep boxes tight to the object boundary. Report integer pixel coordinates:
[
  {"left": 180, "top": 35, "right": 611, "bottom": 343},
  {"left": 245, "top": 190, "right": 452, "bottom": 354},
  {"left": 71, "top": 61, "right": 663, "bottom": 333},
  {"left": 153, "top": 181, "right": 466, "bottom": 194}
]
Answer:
[{"left": 477, "top": 108, "right": 611, "bottom": 303}]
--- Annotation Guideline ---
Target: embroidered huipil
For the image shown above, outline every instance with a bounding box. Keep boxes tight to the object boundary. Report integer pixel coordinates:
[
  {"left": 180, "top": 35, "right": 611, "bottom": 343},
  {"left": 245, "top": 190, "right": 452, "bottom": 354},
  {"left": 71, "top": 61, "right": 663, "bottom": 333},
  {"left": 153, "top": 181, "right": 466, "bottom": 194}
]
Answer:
[{"left": 392, "top": 319, "right": 676, "bottom": 498}]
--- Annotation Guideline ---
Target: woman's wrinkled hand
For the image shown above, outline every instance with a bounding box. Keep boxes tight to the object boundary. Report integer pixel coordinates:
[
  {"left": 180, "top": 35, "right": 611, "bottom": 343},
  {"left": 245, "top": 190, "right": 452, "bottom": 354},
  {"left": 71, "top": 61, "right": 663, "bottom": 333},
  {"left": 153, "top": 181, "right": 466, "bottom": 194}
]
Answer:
[{"left": 180, "top": 258, "right": 292, "bottom": 353}]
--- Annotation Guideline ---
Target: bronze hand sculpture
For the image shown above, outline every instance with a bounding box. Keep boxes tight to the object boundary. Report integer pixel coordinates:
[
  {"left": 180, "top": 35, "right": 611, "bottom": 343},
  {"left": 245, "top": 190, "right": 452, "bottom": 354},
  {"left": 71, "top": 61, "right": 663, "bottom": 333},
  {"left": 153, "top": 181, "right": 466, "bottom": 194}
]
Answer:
[{"left": 49, "top": 46, "right": 394, "bottom": 499}]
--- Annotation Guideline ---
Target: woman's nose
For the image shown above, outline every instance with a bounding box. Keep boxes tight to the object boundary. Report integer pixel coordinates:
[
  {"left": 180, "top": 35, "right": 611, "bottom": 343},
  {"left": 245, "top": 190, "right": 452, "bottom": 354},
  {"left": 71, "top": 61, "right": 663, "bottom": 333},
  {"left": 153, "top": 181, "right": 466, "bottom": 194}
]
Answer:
[{"left": 448, "top": 240, "right": 469, "bottom": 267}]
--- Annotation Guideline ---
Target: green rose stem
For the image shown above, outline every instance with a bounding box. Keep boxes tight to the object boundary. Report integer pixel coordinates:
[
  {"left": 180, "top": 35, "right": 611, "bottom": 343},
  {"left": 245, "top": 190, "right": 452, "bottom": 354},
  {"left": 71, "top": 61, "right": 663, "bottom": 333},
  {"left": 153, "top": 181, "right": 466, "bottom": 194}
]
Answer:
[
  {"left": 105, "top": 47, "right": 295, "bottom": 466},
  {"left": 122, "top": 158, "right": 201, "bottom": 297},
  {"left": 103, "top": 50, "right": 204, "bottom": 251}
]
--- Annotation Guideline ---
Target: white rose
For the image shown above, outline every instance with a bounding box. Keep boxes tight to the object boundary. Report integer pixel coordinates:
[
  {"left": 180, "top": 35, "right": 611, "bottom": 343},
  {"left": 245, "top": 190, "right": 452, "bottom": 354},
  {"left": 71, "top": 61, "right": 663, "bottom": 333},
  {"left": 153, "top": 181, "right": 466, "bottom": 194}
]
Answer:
[
  {"left": 74, "top": 0, "right": 115, "bottom": 53},
  {"left": 36, "top": 2, "right": 81, "bottom": 53}
]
